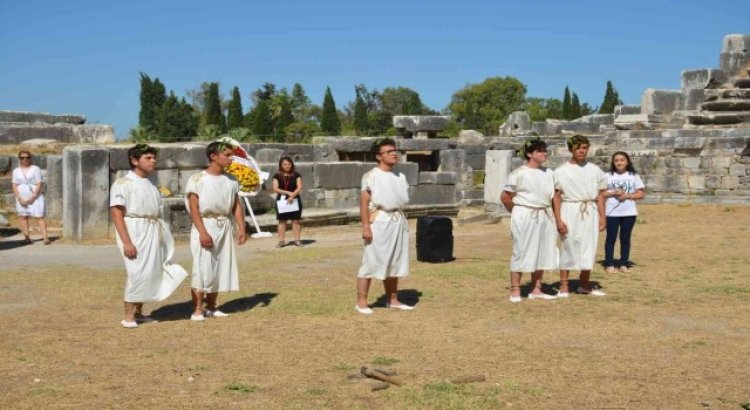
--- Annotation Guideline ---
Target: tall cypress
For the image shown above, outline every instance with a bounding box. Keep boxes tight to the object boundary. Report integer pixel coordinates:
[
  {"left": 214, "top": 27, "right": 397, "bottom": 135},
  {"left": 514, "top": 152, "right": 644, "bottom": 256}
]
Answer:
[
  {"left": 353, "top": 89, "right": 369, "bottom": 135},
  {"left": 274, "top": 96, "right": 294, "bottom": 141},
  {"left": 562, "top": 86, "right": 572, "bottom": 120},
  {"left": 571, "top": 93, "right": 582, "bottom": 120},
  {"left": 251, "top": 99, "right": 273, "bottom": 140},
  {"left": 157, "top": 92, "right": 181, "bottom": 142},
  {"left": 205, "top": 82, "right": 226, "bottom": 132},
  {"left": 227, "top": 86, "right": 243, "bottom": 129},
  {"left": 320, "top": 87, "right": 341, "bottom": 135},
  {"left": 138, "top": 73, "right": 154, "bottom": 130},
  {"left": 599, "top": 81, "right": 622, "bottom": 114},
  {"left": 179, "top": 98, "right": 198, "bottom": 140}
]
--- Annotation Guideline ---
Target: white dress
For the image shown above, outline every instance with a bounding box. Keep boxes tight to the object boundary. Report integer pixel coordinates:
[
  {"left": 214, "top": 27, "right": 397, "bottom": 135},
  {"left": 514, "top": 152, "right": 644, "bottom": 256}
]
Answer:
[
  {"left": 185, "top": 171, "right": 240, "bottom": 293},
  {"left": 358, "top": 167, "right": 411, "bottom": 280},
  {"left": 110, "top": 171, "right": 185, "bottom": 302},
  {"left": 554, "top": 162, "right": 607, "bottom": 270},
  {"left": 12, "top": 165, "right": 46, "bottom": 217},
  {"left": 504, "top": 165, "right": 558, "bottom": 273}
]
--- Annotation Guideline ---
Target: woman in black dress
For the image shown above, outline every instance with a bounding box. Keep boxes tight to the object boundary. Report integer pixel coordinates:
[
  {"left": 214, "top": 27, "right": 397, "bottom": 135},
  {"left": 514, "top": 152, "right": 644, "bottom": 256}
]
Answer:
[{"left": 272, "top": 156, "right": 303, "bottom": 247}]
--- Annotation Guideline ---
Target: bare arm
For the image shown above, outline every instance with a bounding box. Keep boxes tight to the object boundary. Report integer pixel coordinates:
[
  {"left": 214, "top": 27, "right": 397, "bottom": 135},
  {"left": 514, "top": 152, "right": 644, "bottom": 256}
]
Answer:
[
  {"left": 619, "top": 188, "right": 645, "bottom": 201},
  {"left": 552, "top": 190, "right": 568, "bottom": 236},
  {"left": 110, "top": 205, "right": 137, "bottom": 259},
  {"left": 187, "top": 193, "right": 213, "bottom": 249},
  {"left": 271, "top": 178, "right": 288, "bottom": 196},
  {"left": 233, "top": 196, "right": 246, "bottom": 245},
  {"left": 597, "top": 189, "right": 607, "bottom": 231},
  {"left": 360, "top": 190, "right": 372, "bottom": 244},
  {"left": 289, "top": 176, "right": 303, "bottom": 200},
  {"left": 500, "top": 190, "right": 515, "bottom": 213},
  {"left": 11, "top": 183, "right": 25, "bottom": 206}
]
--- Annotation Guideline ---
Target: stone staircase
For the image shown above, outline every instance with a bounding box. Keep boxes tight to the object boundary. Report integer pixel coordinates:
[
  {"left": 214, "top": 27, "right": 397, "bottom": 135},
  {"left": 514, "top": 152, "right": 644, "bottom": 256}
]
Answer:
[{"left": 689, "top": 70, "right": 750, "bottom": 125}]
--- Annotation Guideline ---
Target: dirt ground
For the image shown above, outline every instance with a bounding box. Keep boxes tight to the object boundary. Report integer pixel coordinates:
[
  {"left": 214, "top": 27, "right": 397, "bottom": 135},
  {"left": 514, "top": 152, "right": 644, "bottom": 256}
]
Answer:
[{"left": 1, "top": 204, "right": 749, "bottom": 409}]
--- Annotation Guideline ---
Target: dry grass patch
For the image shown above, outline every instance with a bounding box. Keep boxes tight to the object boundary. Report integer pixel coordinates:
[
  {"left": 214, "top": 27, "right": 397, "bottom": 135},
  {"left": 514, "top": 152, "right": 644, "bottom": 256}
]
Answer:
[{"left": 0, "top": 205, "right": 749, "bottom": 409}]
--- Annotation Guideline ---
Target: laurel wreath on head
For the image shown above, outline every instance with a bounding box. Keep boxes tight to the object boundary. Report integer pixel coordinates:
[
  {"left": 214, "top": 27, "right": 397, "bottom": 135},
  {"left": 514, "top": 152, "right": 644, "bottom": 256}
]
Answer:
[{"left": 518, "top": 135, "right": 541, "bottom": 159}]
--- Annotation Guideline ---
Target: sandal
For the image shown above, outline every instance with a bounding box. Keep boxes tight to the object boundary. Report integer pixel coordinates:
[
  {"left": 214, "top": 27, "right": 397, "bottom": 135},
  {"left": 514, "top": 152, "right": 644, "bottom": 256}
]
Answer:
[
  {"left": 43, "top": 239, "right": 52, "bottom": 245},
  {"left": 23, "top": 236, "right": 32, "bottom": 245},
  {"left": 276, "top": 241, "right": 285, "bottom": 248},
  {"left": 294, "top": 241, "right": 303, "bottom": 247}
]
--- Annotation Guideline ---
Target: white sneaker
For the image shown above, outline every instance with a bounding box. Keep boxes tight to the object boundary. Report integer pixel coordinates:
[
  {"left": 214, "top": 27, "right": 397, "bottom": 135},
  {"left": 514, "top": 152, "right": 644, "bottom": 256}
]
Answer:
[
  {"left": 385, "top": 303, "right": 415, "bottom": 311},
  {"left": 354, "top": 305, "right": 374, "bottom": 315},
  {"left": 205, "top": 309, "right": 229, "bottom": 318},
  {"left": 528, "top": 292, "right": 557, "bottom": 300},
  {"left": 576, "top": 288, "right": 606, "bottom": 296},
  {"left": 120, "top": 320, "right": 138, "bottom": 329},
  {"left": 509, "top": 295, "right": 522, "bottom": 303},
  {"left": 190, "top": 314, "right": 205, "bottom": 321},
  {"left": 556, "top": 291, "right": 570, "bottom": 298}
]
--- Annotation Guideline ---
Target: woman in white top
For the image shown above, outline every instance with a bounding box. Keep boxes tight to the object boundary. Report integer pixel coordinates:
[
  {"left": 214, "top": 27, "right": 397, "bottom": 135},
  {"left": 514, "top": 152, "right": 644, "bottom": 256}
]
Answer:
[
  {"left": 11, "top": 150, "right": 50, "bottom": 245},
  {"left": 603, "top": 151, "right": 645, "bottom": 273}
]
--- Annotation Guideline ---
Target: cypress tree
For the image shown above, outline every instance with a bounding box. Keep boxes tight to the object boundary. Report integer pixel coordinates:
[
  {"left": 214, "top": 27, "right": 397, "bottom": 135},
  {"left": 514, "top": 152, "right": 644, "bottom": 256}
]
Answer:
[
  {"left": 274, "top": 97, "right": 294, "bottom": 141},
  {"left": 179, "top": 97, "right": 198, "bottom": 140},
  {"left": 227, "top": 86, "right": 243, "bottom": 129},
  {"left": 251, "top": 99, "right": 273, "bottom": 140},
  {"left": 291, "top": 83, "right": 311, "bottom": 121},
  {"left": 562, "top": 86, "right": 572, "bottom": 120},
  {"left": 571, "top": 93, "right": 582, "bottom": 120},
  {"left": 320, "top": 86, "right": 341, "bottom": 135},
  {"left": 353, "top": 90, "right": 369, "bottom": 135},
  {"left": 138, "top": 73, "right": 154, "bottom": 130},
  {"left": 205, "top": 82, "right": 226, "bottom": 133},
  {"left": 599, "top": 81, "right": 622, "bottom": 114},
  {"left": 157, "top": 92, "right": 182, "bottom": 142}
]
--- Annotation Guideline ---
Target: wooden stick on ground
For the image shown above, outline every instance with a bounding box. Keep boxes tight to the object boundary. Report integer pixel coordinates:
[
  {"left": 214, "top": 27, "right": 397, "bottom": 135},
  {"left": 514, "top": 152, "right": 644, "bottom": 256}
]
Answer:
[{"left": 361, "top": 367, "right": 404, "bottom": 386}]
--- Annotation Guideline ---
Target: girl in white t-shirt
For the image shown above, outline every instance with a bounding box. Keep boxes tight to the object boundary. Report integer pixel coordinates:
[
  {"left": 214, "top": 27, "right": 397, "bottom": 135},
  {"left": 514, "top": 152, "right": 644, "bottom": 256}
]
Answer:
[{"left": 603, "top": 152, "right": 645, "bottom": 273}]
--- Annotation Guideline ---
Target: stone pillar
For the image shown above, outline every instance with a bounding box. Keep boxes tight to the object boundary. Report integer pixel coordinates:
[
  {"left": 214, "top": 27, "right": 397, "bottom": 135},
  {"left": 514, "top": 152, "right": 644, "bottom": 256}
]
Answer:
[
  {"left": 484, "top": 150, "right": 513, "bottom": 214},
  {"left": 63, "top": 146, "right": 111, "bottom": 241},
  {"left": 45, "top": 155, "right": 63, "bottom": 219}
]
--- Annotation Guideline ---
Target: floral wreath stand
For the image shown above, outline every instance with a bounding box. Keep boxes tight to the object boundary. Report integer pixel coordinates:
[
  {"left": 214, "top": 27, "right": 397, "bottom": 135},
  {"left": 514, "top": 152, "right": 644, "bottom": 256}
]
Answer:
[{"left": 236, "top": 155, "right": 273, "bottom": 239}]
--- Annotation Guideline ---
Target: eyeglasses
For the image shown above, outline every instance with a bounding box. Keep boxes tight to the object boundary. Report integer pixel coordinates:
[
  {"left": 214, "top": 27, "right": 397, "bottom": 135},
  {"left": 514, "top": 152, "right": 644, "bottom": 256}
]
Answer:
[
  {"left": 379, "top": 149, "right": 398, "bottom": 155},
  {"left": 19, "top": 156, "right": 31, "bottom": 159}
]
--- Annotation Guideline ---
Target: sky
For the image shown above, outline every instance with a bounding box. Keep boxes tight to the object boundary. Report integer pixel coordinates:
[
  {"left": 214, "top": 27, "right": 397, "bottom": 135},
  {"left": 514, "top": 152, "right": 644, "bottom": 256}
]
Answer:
[{"left": 1, "top": 0, "right": 748, "bottom": 139}]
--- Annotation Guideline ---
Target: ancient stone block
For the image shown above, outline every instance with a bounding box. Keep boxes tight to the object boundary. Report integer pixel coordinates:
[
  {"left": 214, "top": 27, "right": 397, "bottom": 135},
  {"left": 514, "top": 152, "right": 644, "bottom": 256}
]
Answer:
[
  {"left": 333, "top": 138, "right": 375, "bottom": 153},
  {"left": 457, "top": 130, "right": 485, "bottom": 143},
  {"left": 155, "top": 143, "right": 209, "bottom": 169},
  {"left": 313, "top": 143, "right": 338, "bottom": 162},
  {"left": 283, "top": 144, "right": 315, "bottom": 162},
  {"left": 148, "top": 169, "right": 179, "bottom": 195},
  {"left": 63, "top": 146, "right": 111, "bottom": 241},
  {"left": 687, "top": 175, "right": 705, "bottom": 190},
  {"left": 641, "top": 89, "right": 682, "bottom": 115},
  {"left": 45, "top": 155, "right": 63, "bottom": 219},
  {"left": 674, "top": 136, "right": 706, "bottom": 151},
  {"left": 614, "top": 105, "right": 641, "bottom": 116},
  {"left": 682, "top": 157, "right": 701, "bottom": 170},
  {"left": 255, "top": 148, "right": 284, "bottom": 164},
  {"left": 0, "top": 110, "right": 85, "bottom": 125},
  {"left": 729, "top": 163, "right": 747, "bottom": 176},
  {"left": 393, "top": 116, "right": 450, "bottom": 135},
  {"left": 681, "top": 69, "right": 728, "bottom": 90},
  {"left": 721, "top": 176, "right": 740, "bottom": 189},
  {"left": 465, "top": 154, "right": 486, "bottom": 170},
  {"left": 719, "top": 34, "right": 750, "bottom": 74},
  {"left": 0, "top": 156, "right": 10, "bottom": 173},
  {"left": 314, "top": 162, "right": 370, "bottom": 189},
  {"left": 393, "top": 162, "right": 418, "bottom": 186},
  {"left": 418, "top": 171, "right": 458, "bottom": 185},
  {"left": 438, "top": 149, "right": 466, "bottom": 173},
  {"left": 484, "top": 150, "right": 513, "bottom": 205},
  {"left": 398, "top": 139, "right": 455, "bottom": 151},
  {"left": 507, "top": 111, "right": 531, "bottom": 131},
  {"left": 705, "top": 175, "right": 721, "bottom": 189},
  {"left": 559, "top": 122, "right": 601, "bottom": 134},
  {"left": 409, "top": 184, "right": 457, "bottom": 205}
]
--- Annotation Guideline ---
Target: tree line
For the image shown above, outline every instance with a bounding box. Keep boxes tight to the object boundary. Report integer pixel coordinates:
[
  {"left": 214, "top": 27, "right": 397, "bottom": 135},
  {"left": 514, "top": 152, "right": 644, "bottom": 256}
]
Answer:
[{"left": 131, "top": 73, "right": 622, "bottom": 142}]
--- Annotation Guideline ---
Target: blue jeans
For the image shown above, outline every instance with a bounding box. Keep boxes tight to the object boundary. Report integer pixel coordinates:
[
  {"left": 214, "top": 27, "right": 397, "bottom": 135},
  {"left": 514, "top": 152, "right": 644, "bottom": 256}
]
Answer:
[{"left": 604, "top": 216, "right": 637, "bottom": 267}]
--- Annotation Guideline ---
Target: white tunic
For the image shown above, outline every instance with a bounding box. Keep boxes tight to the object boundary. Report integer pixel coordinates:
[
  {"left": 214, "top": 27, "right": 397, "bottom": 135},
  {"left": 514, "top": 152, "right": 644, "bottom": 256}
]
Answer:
[
  {"left": 12, "top": 165, "right": 46, "bottom": 217},
  {"left": 554, "top": 162, "right": 607, "bottom": 270},
  {"left": 110, "top": 171, "right": 185, "bottom": 302},
  {"left": 504, "top": 165, "right": 558, "bottom": 272},
  {"left": 358, "top": 168, "right": 410, "bottom": 280},
  {"left": 185, "top": 171, "right": 240, "bottom": 293}
]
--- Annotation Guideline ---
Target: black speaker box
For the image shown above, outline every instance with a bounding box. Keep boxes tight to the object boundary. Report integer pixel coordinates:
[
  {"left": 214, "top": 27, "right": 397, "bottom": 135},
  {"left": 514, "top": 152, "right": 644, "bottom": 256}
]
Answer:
[{"left": 416, "top": 215, "right": 454, "bottom": 263}]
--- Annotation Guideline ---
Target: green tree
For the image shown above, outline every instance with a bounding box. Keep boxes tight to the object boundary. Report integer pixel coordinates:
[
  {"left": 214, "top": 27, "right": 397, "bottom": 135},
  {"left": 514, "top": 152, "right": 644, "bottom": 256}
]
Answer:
[
  {"left": 320, "top": 86, "right": 341, "bottom": 135},
  {"left": 581, "top": 102, "right": 596, "bottom": 116},
  {"left": 251, "top": 99, "right": 273, "bottom": 139},
  {"left": 179, "top": 97, "right": 198, "bottom": 139},
  {"left": 448, "top": 76, "right": 527, "bottom": 134},
  {"left": 205, "top": 82, "right": 226, "bottom": 133},
  {"left": 562, "top": 86, "right": 572, "bottom": 120},
  {"left": 138, "top": 73, "right": 166, "bottom": 131},
  {"left": 353, "top": 87, "right": 369, "bottom": 135},
  {"left": 571, "top": 93, "right": 582, "bottom": 119},
  {"left": 524, "top": 97, "right": 563, "bottom": 122},
  {"left": 272, "top": 91, "right": 295, "bottom": 141},
  {"left": 599, "top": 80, "right": 622, "bottom": 114},
  {"left": 291, "top": 83, "right": 312, "bottom": 121},
  {"left": 226, "top": 86, "right": 244, "bottom": 129},
  {"left": 157, "top": 92, "right": 182, "bottom": 142}
]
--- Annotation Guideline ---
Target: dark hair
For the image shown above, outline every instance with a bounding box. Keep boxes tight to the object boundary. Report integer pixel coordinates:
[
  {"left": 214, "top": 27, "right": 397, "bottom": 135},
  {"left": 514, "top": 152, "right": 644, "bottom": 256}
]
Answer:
[
  {"left": 18, "top": 150, "right": 32, "bottom": 158},
  {"left": 127, "top": 144, "right": 158, "bottom": 169},
  {"left": 520, "top": 137, "right": 547, "bottom": 160},
  {"left": 278, "top": 156, "right": 295, "bottom": 174},
  {"left": 370, "top": 137, "right": 397, "bottom": 162},
  {"left": 609, "top": 151, "right": 637, "bottom": 174},
  {"left": 206, "top": 141, "right": 232, "bottom": 161},
  {"left": 566, "top": 134, "right": 590, "bottom": 152}
]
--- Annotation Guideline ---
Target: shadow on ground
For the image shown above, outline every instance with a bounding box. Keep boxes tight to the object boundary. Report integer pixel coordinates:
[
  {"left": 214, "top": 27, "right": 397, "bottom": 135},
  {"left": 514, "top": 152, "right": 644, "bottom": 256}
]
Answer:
[
  {"left": 372, "top": 288, "right": 422, "bottom": 308},
  {"left": 150, "top": 292, "right": 278, "bottom": 321}
]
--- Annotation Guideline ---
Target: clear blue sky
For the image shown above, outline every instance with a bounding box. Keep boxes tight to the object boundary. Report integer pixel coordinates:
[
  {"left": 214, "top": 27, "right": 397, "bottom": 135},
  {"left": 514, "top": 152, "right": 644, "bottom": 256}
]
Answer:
[{"left": 1, "top": 0, "right": 748, "bottom": 139}]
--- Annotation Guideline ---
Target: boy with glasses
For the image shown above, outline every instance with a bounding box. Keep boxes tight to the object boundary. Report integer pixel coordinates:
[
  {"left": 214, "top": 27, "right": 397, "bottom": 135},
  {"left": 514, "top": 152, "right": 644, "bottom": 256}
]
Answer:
[{"left": 355, "top": 138, "right": 414, "bottom": 314}]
